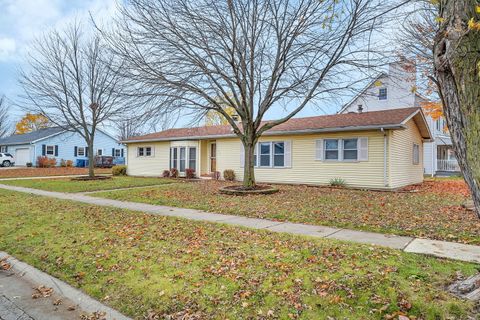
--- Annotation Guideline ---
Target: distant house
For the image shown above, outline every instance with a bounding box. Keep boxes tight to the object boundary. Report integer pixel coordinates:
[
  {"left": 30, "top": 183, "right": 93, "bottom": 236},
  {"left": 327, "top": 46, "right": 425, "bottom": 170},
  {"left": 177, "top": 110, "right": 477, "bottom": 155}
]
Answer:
[
  {"left": 0, "top": 127, "right": 125, "bottom": 166},
  {"left": 338, "top": 61, "right": 458, "bottom": 176},
  {"left": 123, "top": 107, "right": 432, "bottom": 190}
]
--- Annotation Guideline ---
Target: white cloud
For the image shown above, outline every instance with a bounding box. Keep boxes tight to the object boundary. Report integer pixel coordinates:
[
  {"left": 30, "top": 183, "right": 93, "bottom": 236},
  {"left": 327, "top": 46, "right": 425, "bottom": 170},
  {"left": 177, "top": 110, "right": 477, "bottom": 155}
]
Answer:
[{"left": 0, "top": 37, "right": 16, "bottom": 61}]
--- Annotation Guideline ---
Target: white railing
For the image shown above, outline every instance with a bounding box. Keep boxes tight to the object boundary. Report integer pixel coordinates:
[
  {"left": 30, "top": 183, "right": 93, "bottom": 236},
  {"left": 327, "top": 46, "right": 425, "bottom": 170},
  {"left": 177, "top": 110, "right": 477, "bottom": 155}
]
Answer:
[{"left": 437, "top": 159, "right": 461, "bottom": 172}]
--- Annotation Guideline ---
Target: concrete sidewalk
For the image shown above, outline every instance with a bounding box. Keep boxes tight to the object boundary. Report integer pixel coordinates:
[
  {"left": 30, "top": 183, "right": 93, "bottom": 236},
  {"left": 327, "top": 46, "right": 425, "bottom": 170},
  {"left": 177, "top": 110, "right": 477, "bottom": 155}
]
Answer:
[
  {"left": 2, "top": 183, "right": 480, "bottom": 264},
  {"left": 0, "top": 253, "right": 131, "bottom": 320}
]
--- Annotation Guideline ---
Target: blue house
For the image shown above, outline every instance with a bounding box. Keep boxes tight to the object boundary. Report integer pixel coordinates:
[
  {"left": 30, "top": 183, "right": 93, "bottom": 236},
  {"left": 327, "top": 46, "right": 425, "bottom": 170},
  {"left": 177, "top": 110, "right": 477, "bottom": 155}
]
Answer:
[{"left": 0, "top": 127, "right": 124, "bottom": 166}]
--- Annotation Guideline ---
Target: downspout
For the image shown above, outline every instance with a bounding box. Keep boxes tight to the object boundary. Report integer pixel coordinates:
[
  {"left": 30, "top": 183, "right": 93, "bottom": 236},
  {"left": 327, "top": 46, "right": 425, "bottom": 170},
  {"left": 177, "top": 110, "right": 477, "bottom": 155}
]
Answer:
[{"left": 381, "top": 128, "right": 388, "bottom": 187}]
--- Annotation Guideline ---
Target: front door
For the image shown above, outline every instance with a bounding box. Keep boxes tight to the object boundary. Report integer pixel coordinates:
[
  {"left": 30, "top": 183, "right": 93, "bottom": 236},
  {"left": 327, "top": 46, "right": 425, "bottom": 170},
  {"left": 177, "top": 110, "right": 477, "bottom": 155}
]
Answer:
[{"left": 210, "top": 143, "right": 216, "bottom": 172}]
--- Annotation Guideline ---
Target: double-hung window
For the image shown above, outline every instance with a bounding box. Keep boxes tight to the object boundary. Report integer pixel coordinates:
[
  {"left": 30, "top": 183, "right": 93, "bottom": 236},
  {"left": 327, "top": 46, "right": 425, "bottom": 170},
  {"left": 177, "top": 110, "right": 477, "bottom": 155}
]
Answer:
[
  {"left": 188, "top": 147, "right": 196, "bottom": 170},
  {"left": 97, "top": 149, "right": 103, "bottom": 156},
  {"left": 114, "top": 149, "right": 121, "bottom": 157},
  {"left": 324, "top": 139, "right": 339, "bottom": 160},
  {"left": 273, "top": 142, "right": 285, "bottom": 167},
  {"left": 379, "top": 88, "right": 387, "bottom": 100},
  {"left": 46, "top": 145, "right": 55, "bottom": 156},
  {"left": 342, "top": 139, "right": 358, "bottom": 160},
  {"left": 77, "top": 147, "right": 85, "bottom": 157},
  {"left": 259, "top": 142, "right": 271, "bottom": 167},
  {"left": 413, "top": 143, "right": 420, "bottom": 165}
]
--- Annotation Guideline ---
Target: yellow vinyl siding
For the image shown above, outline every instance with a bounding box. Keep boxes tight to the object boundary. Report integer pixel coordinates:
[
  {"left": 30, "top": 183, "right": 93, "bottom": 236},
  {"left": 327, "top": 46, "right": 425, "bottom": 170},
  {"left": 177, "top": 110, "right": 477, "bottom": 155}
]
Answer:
[
  {"left": 216, "top": 131, "right": 387, "bottom": 189},
  {"left": 126, "top": 141, "right": 170, "bottom": 176},
  {"left": 388, "top": 119, "right": 424, "bottom": 188}
]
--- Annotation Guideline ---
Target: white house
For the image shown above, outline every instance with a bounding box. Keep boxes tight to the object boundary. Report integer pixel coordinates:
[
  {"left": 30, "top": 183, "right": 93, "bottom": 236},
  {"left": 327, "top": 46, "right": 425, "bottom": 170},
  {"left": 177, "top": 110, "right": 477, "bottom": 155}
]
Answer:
[{"left": 338, "top": 61, "right": 459, "bottom": 176}]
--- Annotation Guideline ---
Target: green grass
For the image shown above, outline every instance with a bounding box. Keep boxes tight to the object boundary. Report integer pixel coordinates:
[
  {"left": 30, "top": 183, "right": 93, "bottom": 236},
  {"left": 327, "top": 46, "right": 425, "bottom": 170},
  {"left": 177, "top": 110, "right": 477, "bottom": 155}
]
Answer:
[
  {"left": 91, "top": 179, "right": 480, "bottom": 245},
  {"left": 0, "top": 176, "right": 173, "bottom": 193},
  {"left": 0, "top": 189, "right": 477, "bottom": 319}
]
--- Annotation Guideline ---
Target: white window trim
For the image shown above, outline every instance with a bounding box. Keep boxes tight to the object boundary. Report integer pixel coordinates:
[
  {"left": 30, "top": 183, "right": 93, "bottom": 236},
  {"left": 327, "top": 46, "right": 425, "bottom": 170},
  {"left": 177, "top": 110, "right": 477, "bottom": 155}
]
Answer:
[
  {"left": 96, "top": 149, "right": 103, "bottom": 156},
  {"left": 170, "top": 146, "right": 198, "bottom": 173},
  {"left": 322, "top": 138, "right": 360, "bottom": 162},
  {"left": 137, "top": 146, "right": 154, "bottom": 158},
  {"left": 256, "top": 141, "right": 288, "bottom": 169},
  {"left": 378, "top": 87, "right": 388, "bottom": 101},
  {"left": 114, "top": 149, "right": 122, "bottom": 157},
  {"left": 259, "top": 142, "right": 272, "bottom": 168},
  {"left": 77, "top": 147, "right": 86, "bottom": 157},
  {"left": 413, "top": 143, "right": 420, "bottom": 165},
  {"left": 272, "top": 141, "right": 286, "bottom": 168},
  {"left": 46, "top": 145, "right": 55, "bottom": 156}
]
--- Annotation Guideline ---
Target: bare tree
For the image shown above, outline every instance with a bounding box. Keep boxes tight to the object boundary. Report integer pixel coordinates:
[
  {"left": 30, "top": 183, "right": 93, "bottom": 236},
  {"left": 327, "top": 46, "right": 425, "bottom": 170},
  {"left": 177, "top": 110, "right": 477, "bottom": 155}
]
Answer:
[
  {"left": 112, "top": 0, "right": 409, "bottom": 188},
  {"left": 19, "top": 23, "right": 128, "bottom": 177},
  {"left": 0, "top": 96, "right": 11, "bottom": 138},
  {"left": 433, "top": 0, "right": 480, "bottom": 217}
]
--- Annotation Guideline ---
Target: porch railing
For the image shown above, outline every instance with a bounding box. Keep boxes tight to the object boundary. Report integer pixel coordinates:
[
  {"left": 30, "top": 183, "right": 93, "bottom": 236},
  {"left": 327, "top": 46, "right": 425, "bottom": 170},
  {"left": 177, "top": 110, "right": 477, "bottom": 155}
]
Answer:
[{"left": 437, "top": 159, "right": 461, "bottom": 172}]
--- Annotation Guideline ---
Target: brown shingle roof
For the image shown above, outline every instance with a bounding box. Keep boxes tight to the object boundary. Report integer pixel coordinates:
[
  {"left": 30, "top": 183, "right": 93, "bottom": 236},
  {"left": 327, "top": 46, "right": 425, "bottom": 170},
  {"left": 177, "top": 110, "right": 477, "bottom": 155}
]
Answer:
[{"left": 125, "top": 107, "right": 426, "bottom": 142}]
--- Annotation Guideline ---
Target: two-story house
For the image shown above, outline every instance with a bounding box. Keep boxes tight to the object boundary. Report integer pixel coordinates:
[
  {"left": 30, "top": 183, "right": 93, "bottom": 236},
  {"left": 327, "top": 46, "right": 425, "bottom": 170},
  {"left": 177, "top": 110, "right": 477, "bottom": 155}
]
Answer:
[{"left": 338, "top": 61, "right": 459, "bottom": 176}]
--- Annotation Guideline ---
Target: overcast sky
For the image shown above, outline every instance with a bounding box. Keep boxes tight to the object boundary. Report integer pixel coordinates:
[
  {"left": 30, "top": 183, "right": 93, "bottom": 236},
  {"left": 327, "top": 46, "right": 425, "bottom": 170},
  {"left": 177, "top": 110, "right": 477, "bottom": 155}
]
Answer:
[
  {"left": 0, "top": 0, "right": 118, "bottom": 123},
  {"left": 0, "top": 0, "right": 409, "bottom": 132}
]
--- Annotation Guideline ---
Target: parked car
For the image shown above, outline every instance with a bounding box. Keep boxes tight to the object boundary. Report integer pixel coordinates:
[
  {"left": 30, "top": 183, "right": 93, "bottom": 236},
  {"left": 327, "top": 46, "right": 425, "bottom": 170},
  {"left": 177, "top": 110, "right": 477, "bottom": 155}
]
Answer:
[{"left": 0, "top": 153, "right": 15, "bottom": 167}]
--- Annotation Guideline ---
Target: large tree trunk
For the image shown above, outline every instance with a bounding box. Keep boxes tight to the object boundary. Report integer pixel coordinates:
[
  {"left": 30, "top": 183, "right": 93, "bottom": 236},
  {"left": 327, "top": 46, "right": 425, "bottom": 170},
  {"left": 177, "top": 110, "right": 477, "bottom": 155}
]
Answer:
[
  {"left": 433, "top": 0, "right": 480, "bottom": 217},
  {"left": 87, "top": 139, "right": 95, "bottom": 178},
  {"left": 243, "top": 140, "right": 256, "bottom": 189}
]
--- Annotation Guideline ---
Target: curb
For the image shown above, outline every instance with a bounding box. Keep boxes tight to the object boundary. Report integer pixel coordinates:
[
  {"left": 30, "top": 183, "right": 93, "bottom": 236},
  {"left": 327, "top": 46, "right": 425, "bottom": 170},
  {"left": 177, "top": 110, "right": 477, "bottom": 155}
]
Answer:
[{"left": 0, "top": 252, "right": 132, "bottom": 320}]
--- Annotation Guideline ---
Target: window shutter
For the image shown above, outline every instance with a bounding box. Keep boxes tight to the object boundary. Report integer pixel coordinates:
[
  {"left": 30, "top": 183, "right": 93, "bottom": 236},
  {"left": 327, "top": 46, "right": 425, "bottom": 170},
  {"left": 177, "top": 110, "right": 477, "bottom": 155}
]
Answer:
[
  {"left": 112, "top": 148, "right": 115, "bottom": 156},
  {"left": 284, "top": 141, "right": 292, "bottom": 168},
  {"left": 42, "top": 144, "right": 46, "bottom": 156},
  {"left": 74, "top": 147, "right": 78, "bottom": 157},
  {"left": 315, "top": 139, "right": 323, "bottom": 160},
  {"left": 54, "top": 145, "right": 58, "bottom": 157},
  {"left": 85, "top": 147, "right": 89, "bottom": 157},
  {"left": 240, "top": 143, "right": 245, "bottom": 168},
  {"left": 358, "top": 137, "right": 369, "bottom": 161},
  {"left": 121, "top": 149, "right": 124, "bottom": 157}
]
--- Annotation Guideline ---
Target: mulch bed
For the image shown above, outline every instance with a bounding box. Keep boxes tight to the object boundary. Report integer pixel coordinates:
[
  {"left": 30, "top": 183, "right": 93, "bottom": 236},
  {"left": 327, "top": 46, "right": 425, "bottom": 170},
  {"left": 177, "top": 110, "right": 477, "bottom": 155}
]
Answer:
[{"left": 219, "top": 184, "right": 279, "bottom": 195}]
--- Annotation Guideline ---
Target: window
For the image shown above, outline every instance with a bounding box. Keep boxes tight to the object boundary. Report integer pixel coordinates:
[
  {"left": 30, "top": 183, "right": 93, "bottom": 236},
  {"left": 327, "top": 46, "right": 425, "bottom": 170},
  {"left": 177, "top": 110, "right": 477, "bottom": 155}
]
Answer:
[
  {"left": 171, "top": 148, "right": 178, "bottom": 168},
  {"left": 97, "top": 149, "right": 103, "bottom": 156},
  {"left": 77, "top": 147, "right": 85, "bottom": 157},
  {"left": 324, "top": 139, "right": 339, "bottom": 160},
  {"left": 114, "top": 149, "right": 121, "bottom": 157},
  {"left": 413, "top": 143, "right": 420, "bottom": 165},
  {"left": 436, "top": 119, "right": 441, "bottom": 131},
  {"left": 188, "top": 147, "right": 196, "bottom": 170},
  {"left": 273, "top": 142, "right": 285, "bottom": 167},
  {"left": 343, "top": 139, "right": 358, "bottom": 160},
  {"left": 379, "top": 88, "right": 387, "bottom": 100},
  {"left": 46, "top": 145, "right": 55, "bottom": 156},
  {"left": 137, "top": 146, "right": 153, "bottom": 157},
  {"left": 0, "top": 146, "right": 6, "bottom": 152},
  {"left": 260, "top": 142, "right": 271, "bottom": 167},
  {"left": 179, "top": 147, "right": 186, "bottom": 172}
]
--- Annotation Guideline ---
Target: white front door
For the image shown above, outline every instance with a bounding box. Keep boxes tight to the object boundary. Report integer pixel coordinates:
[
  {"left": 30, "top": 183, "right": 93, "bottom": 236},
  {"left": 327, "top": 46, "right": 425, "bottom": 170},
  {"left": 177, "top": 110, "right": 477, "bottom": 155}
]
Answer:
[{"left": 15, "top": 148, "right": 30, "bottom": 166}]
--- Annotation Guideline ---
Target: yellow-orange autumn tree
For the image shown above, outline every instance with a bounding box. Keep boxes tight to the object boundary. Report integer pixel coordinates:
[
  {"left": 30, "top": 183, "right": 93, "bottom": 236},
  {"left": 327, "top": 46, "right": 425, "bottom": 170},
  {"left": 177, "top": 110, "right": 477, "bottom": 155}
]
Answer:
[{"left": 15, "top": 113, "right": 51, "bottom": 134}]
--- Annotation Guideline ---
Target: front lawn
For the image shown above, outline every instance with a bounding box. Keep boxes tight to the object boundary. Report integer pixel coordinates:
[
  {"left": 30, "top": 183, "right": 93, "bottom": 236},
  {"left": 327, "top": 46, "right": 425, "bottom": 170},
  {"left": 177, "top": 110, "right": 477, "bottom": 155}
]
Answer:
[
  {"left": 0, "top": 167, "right": 112, "bottom": 178},
  {"left": 92, "top": 178, "right": 480, "bottom": 244},
  {"left": 0, "top": 176, "right": 173, "bottom": 193},
  {"left": 0, "top": 189, "right": 477, "bottom": 319}
]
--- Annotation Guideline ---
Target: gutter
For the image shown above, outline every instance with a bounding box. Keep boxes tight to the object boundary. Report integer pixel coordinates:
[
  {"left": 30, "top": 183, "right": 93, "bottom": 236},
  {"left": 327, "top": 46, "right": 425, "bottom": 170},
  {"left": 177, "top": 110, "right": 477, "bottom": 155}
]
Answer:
[{"left": 122, "top": 124, "right": 407, "bottom": 144}]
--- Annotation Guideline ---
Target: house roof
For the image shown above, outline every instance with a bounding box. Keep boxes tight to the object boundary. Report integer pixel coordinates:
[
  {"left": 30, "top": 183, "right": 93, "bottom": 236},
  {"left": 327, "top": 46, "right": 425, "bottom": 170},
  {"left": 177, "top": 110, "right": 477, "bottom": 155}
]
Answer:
[
  {"left": 124, "top": 107, "right": 432, "bottom": 143},
  {"left": 0, "top": 127, "right": 65, "bottom": 146}
]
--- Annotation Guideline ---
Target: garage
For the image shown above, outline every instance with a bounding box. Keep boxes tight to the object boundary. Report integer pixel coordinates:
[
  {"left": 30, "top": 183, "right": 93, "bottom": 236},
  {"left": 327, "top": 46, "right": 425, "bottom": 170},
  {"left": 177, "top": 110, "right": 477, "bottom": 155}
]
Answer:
[{"left": 14, "top": 148, "right": 31, "bottom": 166}]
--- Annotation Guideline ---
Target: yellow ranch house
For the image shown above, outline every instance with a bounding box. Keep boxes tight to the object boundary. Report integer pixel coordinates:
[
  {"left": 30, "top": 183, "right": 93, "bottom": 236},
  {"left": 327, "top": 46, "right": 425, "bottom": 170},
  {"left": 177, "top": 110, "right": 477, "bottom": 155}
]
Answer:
[{"left": 123, "top": 107, "right": 432, "bottom": 190}]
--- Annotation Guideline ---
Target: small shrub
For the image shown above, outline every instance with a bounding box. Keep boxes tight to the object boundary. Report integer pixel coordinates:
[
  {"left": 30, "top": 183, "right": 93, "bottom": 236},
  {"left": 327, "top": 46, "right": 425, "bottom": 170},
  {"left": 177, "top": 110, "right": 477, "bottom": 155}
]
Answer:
[
  {"left": 329, "top": 177, "right": 346, "bottom": 187},
  {"left": 223, "top": 169, "right": 236, "bottom": 181},
  {"left": 60, "top": 159, "right": 67, "bottom": 167},
  {"left": 162, "top": 170, "right": 170, "bottom": 178},
  {"left": 170, "top": 168, "right": 179, "bottom": 178},
  {"left": 26, "top": 162, "right": 33, "bottom": 167},
  {"left": 211, "top": 171, "right": 220, "bottom": 180},
  {"left": 37, "top": 156, "right": 56, "bottom": 168},
  {"left": 112, "top": 165, "right": 127, "bottom": 176},
  {"left": 186, "top": 168, "right": 196, "bottom": 179},
  {"left": 65, "top": 160, "right": 73, "bottom": 167}
]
